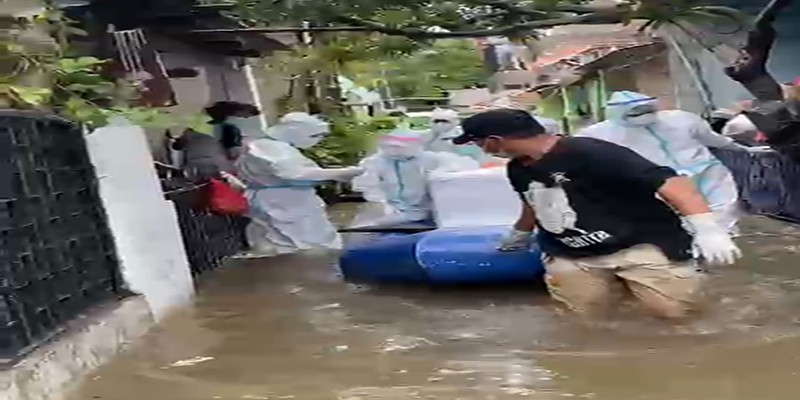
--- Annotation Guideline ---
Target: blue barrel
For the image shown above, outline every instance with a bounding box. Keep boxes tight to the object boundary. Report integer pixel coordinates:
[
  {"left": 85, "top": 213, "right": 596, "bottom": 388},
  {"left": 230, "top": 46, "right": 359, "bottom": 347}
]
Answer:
[
  {"left": 339, "top": 227, "right": 545, "bottom": 284},
  {"left": 416, "top": 227, "right": 544, "bottom": 284},
  {"left": 339, "top": 233, "right": 429, "bottom": 283}
]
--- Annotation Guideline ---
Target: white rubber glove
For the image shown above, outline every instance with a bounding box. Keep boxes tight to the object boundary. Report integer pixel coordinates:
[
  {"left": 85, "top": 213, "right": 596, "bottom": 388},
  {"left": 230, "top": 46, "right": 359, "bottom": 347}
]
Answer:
[
  {"left": 497, "top": 229, "right": 533, "bottom": 251},
  {"left": 219, "top": 171, "right": 246, "bottom": 191},
  {"left": 746, "top": 145, "right": 773, "bottom": 153},
  {"left": 684, "top": 213, "right": 742, "bottom": 265},
  {"left": 329, "top": 166, "right": 365, "bottom": 182}
]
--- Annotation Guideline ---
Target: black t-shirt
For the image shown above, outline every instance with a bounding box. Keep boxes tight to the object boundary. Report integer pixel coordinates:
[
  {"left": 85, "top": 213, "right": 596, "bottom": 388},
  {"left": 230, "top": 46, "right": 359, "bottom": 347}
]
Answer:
[{"left": 507, "top": 137, "right": 693, "bottom": 261}]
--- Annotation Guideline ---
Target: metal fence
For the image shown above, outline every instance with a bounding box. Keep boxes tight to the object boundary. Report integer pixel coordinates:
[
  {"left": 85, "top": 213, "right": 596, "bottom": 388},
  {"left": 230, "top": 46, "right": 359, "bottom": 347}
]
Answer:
[
  {"left": 0, "top": 112, "right": 121, "bottom": 362},
  {"left": 158, "top": 167, "right": 247, "bottom": 276},
  {"left": 715, "top": 149, "right": 800, "bottom": 223}
]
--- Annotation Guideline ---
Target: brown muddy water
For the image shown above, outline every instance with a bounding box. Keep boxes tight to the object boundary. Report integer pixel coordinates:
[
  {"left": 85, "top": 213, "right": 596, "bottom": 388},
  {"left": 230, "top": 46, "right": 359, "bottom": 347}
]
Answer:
[{"left": 69, "top": 216, "right": 800, "bottom": 400}]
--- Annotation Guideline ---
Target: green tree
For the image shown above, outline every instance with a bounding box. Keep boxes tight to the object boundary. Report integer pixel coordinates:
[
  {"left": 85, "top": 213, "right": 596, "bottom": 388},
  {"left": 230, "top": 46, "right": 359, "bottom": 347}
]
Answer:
[
  {"left": 347, "top": 39, "right": 489, "bottom": 99},
  {"left": 233, "top": 0, "right": 746, "bottom": 38},
  {"left": 0, "top": 2, "right": 203, "bottom": 129}
]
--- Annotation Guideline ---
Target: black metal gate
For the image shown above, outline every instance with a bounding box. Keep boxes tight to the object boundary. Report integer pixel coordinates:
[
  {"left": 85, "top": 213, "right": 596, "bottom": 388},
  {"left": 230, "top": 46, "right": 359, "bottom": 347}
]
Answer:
[
  {"left": 0, "top": 111, "right": 120, "bottom": 363},
  {"left": 716, "top": 148, "right": 800, "bottom": 223},
  {"left": 156, "top": 161, "right": 247, "bottom": 276}
]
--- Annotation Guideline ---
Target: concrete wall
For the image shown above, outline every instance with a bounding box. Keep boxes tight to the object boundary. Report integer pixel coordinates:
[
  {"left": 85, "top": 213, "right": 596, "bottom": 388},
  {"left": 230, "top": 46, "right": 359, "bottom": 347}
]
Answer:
[
  {"left": 85, "top": 121, "right": 195, "bottom": 321},
  {"left": 1, "top": 120, "right": 199, "bottom": 400},
  {"left": 1, "top": 297, "right": 154, "bottom": 400},
  {"left": 144, "top": 37, "right": 265, "bottom": 158},
  {"left": 155, "top": 37, "right": 260, "bottom": 106},
  {"left": 633, "top": 52, "right": 675, "bottom": 109}
]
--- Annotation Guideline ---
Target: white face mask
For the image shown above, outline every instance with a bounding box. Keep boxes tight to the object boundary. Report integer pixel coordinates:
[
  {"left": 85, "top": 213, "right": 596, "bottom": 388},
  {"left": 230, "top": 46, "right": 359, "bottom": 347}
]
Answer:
[
  {"left": 625, "top": 113, "right": 658, "bottom": 127},
  {"left": 292, "top": 131, "right": 327, "bottom": 149},
  {"left": 480, "top": 139, "right": 513, "bottom": 159},
  {"left": 489, "top": 151, "right": 513, "bottom": 159}
]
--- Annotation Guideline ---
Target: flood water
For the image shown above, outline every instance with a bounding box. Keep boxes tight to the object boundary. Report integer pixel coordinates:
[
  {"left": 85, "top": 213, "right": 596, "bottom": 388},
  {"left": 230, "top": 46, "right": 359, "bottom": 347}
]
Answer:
[{"left": 69, "top": 216, "right": 800, "bottom": 400}]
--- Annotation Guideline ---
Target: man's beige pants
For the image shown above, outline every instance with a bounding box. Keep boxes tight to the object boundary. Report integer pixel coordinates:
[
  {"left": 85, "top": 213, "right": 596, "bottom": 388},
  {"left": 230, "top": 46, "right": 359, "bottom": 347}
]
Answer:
[{"left": 543, "top": 244, "right": 705, "bottom": 319}]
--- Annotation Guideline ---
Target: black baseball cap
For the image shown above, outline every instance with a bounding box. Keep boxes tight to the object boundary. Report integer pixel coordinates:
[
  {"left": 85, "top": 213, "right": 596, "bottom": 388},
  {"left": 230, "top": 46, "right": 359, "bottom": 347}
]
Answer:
[{"left": 453, "top": 109, "right": 546, "bottom": 145}]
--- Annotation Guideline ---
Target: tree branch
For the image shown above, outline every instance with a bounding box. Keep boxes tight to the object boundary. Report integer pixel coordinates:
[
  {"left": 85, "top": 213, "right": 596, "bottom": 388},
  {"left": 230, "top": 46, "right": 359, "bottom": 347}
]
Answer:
[
  {"left": 191, "top": 10, "right": 623, "bottom": 38},
  {"left": 465, "top": 0, "right": 550, "bottom": 18},
  {"left": 466, "top": 0, "right": 623, "bottom": 16},
  {"left": 724, "top": 0, "right": 793, "bottom": 102},
  {"left": 334, "top": 12, "right": 624, "bottom": 38}
]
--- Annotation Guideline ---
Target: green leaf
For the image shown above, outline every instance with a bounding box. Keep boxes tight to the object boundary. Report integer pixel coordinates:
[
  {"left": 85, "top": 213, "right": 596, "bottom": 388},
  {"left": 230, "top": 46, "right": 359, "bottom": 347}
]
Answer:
[{"left": 10, "top": 86, "right": 52, "bottom": 105}]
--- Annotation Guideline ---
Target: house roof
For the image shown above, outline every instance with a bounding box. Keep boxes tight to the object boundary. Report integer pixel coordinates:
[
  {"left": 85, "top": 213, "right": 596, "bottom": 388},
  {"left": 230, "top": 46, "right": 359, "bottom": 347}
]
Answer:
[
  {"left": 467, "top": 90, "right": 542, "bottom": 112},
  {"left": 531, "top": 41, "right": 666, "bottom": 94}
]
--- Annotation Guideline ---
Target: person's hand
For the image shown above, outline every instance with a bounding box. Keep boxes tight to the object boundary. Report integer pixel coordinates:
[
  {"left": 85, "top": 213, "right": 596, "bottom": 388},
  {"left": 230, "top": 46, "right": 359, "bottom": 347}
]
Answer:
[
  {"left": 333, "top": 167, "right": 365, "bottom": 181},
  {"left": 219, "top": 171, "right": 246, "bottom": 191},
  {"left": 497, "top": 229, "right": 533, "bottom": 252},
  {"left": 684, "top": 213, "right": 742, "bottom": 265},
  {"left": 746, "top": 145, "right": 773, "bottom": 153}
]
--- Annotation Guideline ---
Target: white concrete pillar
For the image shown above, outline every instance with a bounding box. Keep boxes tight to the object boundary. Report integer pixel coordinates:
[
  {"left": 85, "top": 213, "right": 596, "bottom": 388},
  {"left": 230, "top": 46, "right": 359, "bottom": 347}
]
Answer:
[{"left": 85, "top": 121, "right": 195, "bottom": 321}]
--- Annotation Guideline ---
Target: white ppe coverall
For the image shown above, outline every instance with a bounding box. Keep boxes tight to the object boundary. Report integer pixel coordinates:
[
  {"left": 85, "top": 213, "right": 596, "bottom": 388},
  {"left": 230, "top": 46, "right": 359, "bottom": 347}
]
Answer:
[
  {"left": 577, "top": 91, "right": 744, "bottom": 234},
  {"left": 425, "top": 108, "right": 487, "bottom": 162},
  {"left": 351, "top": 129, "right": 479, "bottom": 227},
  {"left": 236, "top": 112, "right": 363, "bottom": 256},
  {"left": 227, "top": 115, "right": 268, "bottom": 146}
]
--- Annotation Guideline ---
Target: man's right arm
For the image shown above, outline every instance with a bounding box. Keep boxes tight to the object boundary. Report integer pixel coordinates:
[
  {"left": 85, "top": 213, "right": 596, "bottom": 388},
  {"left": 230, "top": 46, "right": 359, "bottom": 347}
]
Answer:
[
  {"left": 506, "top": 160, "right": 537, "bottom": 232},
  {"left": 500, "top": 161, "right": 538, "bottom": 251},
  {"left": 514, "top": 200, "right": 537, "bottom": 232}
]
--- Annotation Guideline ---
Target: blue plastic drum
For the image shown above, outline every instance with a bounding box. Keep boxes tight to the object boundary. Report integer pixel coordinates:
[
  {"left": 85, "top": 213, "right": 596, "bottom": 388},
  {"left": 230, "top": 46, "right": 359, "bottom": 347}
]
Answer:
[
  {"left": 339, "top": 233, "right": 429, "bottom": 283},
  {"left": 339, "top": 227, "right": 545, "bottom": 284},
  {"left": 416, "top": 227, "right": 544, "bottom": 284}
]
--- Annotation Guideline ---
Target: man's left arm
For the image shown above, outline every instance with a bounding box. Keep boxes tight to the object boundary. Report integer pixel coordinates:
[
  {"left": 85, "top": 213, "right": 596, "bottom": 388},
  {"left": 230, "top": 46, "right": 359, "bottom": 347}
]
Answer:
[{"left": 585, "top": 139, "right": 742, "bottom": 265}]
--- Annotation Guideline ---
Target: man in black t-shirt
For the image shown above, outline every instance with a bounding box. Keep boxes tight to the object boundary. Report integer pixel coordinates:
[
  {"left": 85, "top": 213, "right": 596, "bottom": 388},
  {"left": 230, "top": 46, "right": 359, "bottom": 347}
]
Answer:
[{"left": 453, "top": 109, "right": 742, "bottom": 320}]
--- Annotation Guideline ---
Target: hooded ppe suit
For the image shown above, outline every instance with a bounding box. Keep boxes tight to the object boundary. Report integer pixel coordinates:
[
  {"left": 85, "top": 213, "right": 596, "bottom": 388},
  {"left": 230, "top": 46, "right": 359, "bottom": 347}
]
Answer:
[
  {"left": 577, "top": 91, "right": 743, "bottom": 234},
  {"left": 425, "top": 108, "right": 487, "bottom": 162},
  {"left": 236, "top": 112, "right": 363, "bottom": 256},
  {"left": 351, "top": 129, "right": 479, "bottom": 227},
  {"left": 227, "top": 115, "right": 268, "bottom": 146}
]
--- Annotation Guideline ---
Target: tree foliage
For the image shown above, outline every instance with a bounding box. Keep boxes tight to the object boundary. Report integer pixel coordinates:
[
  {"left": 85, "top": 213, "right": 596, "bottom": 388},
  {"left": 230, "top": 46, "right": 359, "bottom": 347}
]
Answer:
[
  {"left": 0, "top": 6, "right": 204, "bottom": 129},
  {"left": 233, "top": 0, "right": 748, "bottom": 39},
  {"left": 347, "top": 39, "right": 490, "bottom": 98}
]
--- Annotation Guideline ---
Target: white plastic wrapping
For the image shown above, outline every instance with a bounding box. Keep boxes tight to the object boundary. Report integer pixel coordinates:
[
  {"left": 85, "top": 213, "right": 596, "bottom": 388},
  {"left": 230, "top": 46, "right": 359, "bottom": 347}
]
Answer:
[{"left": 429, "top": 166, "right": 521, "bottom": 229}]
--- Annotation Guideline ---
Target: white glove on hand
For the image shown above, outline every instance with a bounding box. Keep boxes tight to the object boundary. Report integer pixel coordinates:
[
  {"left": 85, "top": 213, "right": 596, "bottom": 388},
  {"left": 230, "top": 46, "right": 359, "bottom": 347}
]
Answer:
[
  {"left": 684, "top": 213, "right": 742, "bottom": 265},
  {"left": 497, "top": 229, "right": 533, "bottom": 252},
  {"left": 746, "top": 145, "right": 773, "bottom": 153},
  {"left": 331, "top": 167, "right": 365, "bottom": 182},
  {"left": 219, "top": 171, "right": 246, "bottom": 191}
]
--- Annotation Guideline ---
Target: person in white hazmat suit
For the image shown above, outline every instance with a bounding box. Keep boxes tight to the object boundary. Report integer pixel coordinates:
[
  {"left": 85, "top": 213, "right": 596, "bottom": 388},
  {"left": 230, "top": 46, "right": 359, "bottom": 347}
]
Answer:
[
  {"left": 577, "top": 91, "right": 753, "bottom": 235},
  {"left": 425, "top": 108, "right": 488, "bottom": 162},
  {"left": 236, "top": 112, "right": 364, "bottom": 256},
  {"left": 351, "top": 128, "right": 479, "bottom": 227}
]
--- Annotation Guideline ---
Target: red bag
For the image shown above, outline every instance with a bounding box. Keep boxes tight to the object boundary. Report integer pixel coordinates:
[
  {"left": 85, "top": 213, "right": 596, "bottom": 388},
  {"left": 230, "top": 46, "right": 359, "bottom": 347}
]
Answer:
[{"left": 206, "top": 178, "right": 248, "bottom": 215}]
